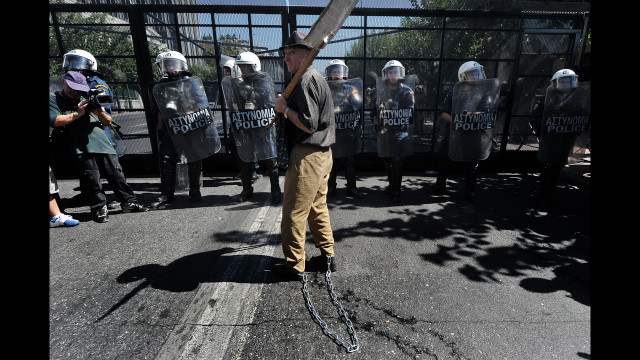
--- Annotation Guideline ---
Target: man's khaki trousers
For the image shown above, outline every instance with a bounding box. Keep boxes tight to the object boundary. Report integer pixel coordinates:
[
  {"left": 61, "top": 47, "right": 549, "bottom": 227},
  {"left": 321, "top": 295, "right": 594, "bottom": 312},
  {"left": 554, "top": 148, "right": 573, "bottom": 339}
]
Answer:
[{"left": 281, "top": 144, "right": 335, "bottom": 272}]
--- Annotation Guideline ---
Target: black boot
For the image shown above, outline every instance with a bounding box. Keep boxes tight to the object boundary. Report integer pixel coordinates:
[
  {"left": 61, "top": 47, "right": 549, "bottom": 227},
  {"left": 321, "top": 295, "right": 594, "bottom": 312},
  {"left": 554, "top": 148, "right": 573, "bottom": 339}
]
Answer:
[
  {"left": 432, "top": 179, "right": 446, "bottom": 194},
  {"left": 151, "top": 158, "right": 176, "bottom": 209},
  {"left": 384, "top": 158, "right": 393, "bottom": 195},
  {"left": 238, "top": 188, "right": 253, "bottom": 202},
  {"left": 433, "top": 167, "right": 447, "bottom": 193},
  {"left": 345, "top": 156, "right": 363, "bottom": 198},
  {"left": 266, "top": 158, "right": 282, "bottom": 204},
  {"left": 237, "top": 162, "right": 254, "bottom": 202},
  {"left": 464, "top": 162, "right": 478, "bottom": 203},
  {"left": 538, "top": 163, "right": 561, "bottom": 208},
  {"left": 328, "top": 161, "right": 338, "bottom": 196},
  {"left": 433, "top": 157, "right": 449, "bottom": 194},
  {"left": 188, "top": 161, "right": 202, "bottom": 202},
  {"left": 391, "top": 158, "right": 402, "bottom": 202}
]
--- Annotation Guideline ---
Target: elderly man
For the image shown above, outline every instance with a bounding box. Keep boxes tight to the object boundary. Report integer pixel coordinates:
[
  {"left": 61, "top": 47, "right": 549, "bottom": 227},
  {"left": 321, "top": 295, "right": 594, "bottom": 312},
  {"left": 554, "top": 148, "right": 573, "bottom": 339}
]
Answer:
[{"left": 273, "top": 31, "right": 337, "bottom": 279}]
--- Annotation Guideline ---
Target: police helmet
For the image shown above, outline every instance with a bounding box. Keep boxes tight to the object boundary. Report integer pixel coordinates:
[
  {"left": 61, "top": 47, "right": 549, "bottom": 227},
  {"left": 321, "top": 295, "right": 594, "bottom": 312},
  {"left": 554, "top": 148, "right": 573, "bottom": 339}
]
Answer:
[
  {"left": 458, "top": 61, "right": 486, "bottom": 81},
  {"left": 223, "top": 59, "right": 239, "bottom": 78},
  {"left": 235, "top": 52, "right": 261, "bottom": 75},
  {"left": 325, "top": 59, "right": 348, "bottom": 79},
  {"left": 551, "top": 69, "right": 578, "bottom": 89},
  {"left": 382, "top": 60, "right": 405, "bottom": 81},
  {"left": 63, "top": 49, "right": 98, "bottom": 72},
  {"left": 155, "top": 51, "right": 188, "bottom": 76}
]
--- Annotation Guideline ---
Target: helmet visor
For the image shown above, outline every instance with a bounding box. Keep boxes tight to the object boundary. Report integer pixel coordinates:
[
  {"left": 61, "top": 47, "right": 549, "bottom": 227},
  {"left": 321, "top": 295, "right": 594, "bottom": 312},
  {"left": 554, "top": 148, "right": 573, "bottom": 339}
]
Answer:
[
  {"left": 383, "top": 66, "right": 405, "bottom": 80},
  {"left": 554, "top": 75, "right": 578, "bottom": 90},
  {"left": 63, "top": 54, "right": 94, "bottom": 71},
  {"left": 237, "top": 64, "right": 255, "bottom": 77},
  {"left": 326, "top": 65, "right": 348, "bottom": 79},
  {"left": 461, "top": 68, "right": 486, "bottom": 81},
  {"left": 160, "top": 58, "right": 187, "bottom": 74}
]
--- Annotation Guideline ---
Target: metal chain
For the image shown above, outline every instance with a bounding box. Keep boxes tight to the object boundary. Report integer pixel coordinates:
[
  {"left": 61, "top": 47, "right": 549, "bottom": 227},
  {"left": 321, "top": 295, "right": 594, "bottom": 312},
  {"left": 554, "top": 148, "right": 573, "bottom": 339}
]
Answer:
[{"left": 300, "top": 257, "right": 360, "bottom": 353}]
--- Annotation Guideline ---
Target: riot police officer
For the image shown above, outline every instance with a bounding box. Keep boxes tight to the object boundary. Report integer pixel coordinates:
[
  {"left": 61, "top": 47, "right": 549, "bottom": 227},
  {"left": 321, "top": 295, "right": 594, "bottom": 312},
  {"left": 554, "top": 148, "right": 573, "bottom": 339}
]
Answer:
[
  {"left": 223, "top": 58, "right": 260, "bottom": 184},
  {"left": 224, "top": 52, "right": 282, "bottom": 204},
  {"left": 326, "top": 59, "right": 364, "bottom": 199},
  {"left": 434, "top": 61, "right": 499, "bottom": 203},
  {"left": 530, "top": 69, "right": 588, "bottom": 207},
  {"left": 223, "top": 59, "right": 237, "bottom": 78},
  {"left": 372, "top": 60, "right": 415, "bottom": 202},
  {"left": 223, "top": 59, "right": 245, "bottom": 177},
  {"left": 150, "top": 51, "right": 203, "bottom": 208}
]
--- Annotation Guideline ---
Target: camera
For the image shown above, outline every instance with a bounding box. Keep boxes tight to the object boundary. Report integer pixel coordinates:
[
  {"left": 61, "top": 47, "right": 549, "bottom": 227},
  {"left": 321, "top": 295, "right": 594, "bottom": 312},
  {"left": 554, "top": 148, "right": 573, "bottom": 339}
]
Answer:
[{"left": 83, "top": 88, "right": 113, "bottom": 111}]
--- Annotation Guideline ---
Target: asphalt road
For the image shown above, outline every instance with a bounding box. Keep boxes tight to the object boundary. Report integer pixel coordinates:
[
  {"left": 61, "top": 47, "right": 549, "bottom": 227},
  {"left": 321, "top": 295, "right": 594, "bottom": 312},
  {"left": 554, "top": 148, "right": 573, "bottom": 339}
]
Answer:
[{"left": 48, "top": 169, "right": 590, "bottom": 359}]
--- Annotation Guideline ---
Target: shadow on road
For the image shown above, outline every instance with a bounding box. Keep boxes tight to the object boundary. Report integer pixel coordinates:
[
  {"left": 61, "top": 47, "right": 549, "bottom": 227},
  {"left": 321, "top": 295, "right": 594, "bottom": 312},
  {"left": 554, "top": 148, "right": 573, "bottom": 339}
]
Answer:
[{"left": 96, "top": 245, "right": 283, "bottom": 322}]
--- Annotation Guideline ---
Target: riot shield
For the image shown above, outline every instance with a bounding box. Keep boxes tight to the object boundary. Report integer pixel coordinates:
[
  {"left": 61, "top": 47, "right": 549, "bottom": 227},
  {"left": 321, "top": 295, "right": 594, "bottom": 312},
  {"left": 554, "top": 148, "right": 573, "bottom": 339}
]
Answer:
[
  {"left": 448, "top": 78, "right": 501, "bottom": 162},
  {"left": 152, "top": 76, "right": 221, "bottom": 163},
  {"left": 221, "top": 72, "right": 278, "bottom": 162},
  {"left": 328, "top": 78, "right": 363, "bottom": 158},
  {"left": 537, "top": 82, "right": 591, "bottom": 165},
  {"left": 375, "top": 75, "right": 417, "bottom": 157}
]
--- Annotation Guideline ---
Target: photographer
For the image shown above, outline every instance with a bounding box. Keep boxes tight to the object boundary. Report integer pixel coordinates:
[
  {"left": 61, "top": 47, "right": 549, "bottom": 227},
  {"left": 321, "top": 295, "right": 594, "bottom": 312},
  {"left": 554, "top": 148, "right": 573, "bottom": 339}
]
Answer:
[
  {"left": 49, "top": 71, "right": 149, "bottom": 223},
  {"left": 62, "top": 49, "right": 122, "bottom": 156},
  {"left": 62, "top": 49, "right": 124, "bottom": 211}
]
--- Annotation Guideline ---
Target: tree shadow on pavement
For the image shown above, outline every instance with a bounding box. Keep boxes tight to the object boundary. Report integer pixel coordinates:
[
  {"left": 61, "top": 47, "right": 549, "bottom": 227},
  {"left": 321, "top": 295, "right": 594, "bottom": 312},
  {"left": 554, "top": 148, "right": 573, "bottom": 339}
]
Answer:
[{"left": 330, "top": 172, "right": 590, "bottom": 306}]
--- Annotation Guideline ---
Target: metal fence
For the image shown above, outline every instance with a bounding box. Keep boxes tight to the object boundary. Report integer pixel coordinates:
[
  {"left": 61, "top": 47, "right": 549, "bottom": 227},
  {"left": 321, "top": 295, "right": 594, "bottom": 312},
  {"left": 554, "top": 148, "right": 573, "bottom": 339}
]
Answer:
[{"left": 49, "top": 0, "right": 591, "bottom": 171}]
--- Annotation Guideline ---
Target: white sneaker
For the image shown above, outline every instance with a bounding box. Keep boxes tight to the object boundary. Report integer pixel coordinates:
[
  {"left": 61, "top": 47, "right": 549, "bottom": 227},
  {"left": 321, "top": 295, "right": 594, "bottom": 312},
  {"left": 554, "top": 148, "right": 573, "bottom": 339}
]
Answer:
[{"left": 50, "top": 213, "right": 80, "bottom": 228}]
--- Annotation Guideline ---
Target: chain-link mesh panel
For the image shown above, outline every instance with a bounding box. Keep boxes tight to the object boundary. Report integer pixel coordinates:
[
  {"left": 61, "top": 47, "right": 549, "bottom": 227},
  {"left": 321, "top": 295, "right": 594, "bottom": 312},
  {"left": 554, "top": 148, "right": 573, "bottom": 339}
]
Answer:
[{"left": 50, "top": 0, "right": 589, "bottom": 161}]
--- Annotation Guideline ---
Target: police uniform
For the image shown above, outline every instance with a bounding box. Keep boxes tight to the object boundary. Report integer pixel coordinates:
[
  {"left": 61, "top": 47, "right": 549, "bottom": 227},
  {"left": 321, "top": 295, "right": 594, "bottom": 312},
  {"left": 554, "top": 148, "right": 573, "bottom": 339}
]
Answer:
[
  {"left": 435, "top": 89, "right": 479, "bottom": 199},
  {"left": 328, "top": 81, "right": 363, "bottom": 197},
  {"left": 530, "top": 95, "right": 563, "bottom": 203},
  {"left": 232, "top": 72, "right": 281, "bottom": 203},
  {"left": 152, "top": 72, "right": 203, "bottom": 204},
  {"left": 376, "top": 82, "right": 414, "bottom": 201}
]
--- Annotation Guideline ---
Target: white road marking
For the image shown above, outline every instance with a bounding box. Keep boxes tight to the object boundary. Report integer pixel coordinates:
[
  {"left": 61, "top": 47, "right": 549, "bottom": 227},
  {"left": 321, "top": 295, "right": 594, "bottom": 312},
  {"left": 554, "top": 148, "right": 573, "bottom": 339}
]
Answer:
[{"left": 155, "top": 179, "right": 283, "bottom": 360}]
